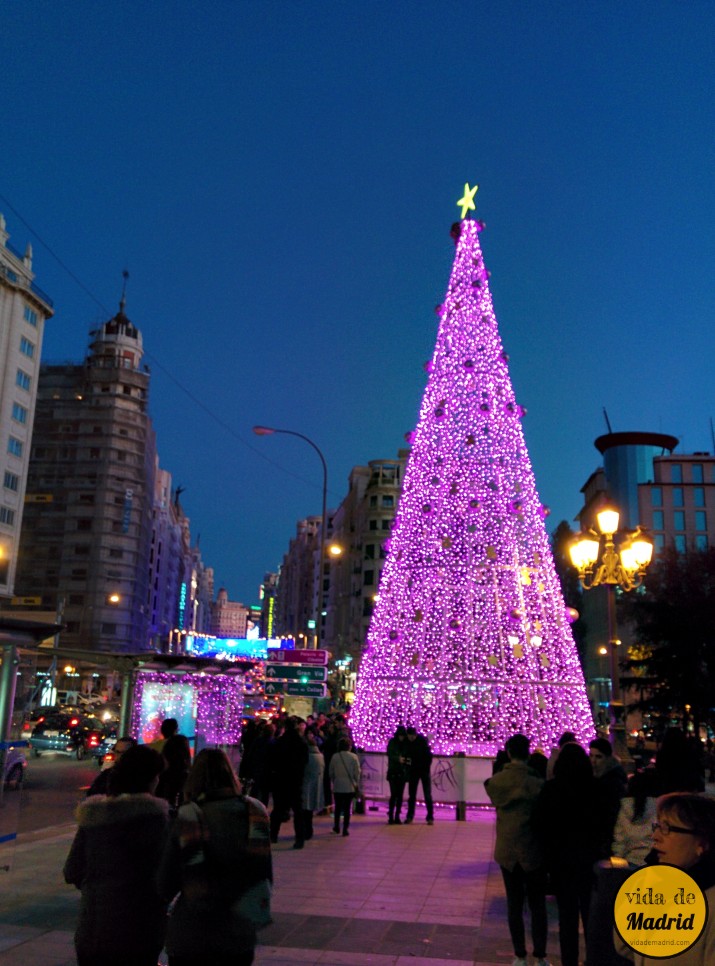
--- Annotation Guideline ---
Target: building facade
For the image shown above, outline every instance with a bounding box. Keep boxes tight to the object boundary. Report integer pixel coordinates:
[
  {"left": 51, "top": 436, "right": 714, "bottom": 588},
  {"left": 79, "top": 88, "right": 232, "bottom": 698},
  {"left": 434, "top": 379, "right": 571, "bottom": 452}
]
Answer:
[
  {"left": 324, "top": 450, "right": 409, "bottom": 684},
  {"left": 0, "top": 215, "right": 54, "bottom": 597},
  {"left": 210, "top": 587, "right": 249, "bottom": 638},
  {"left": 14, "top": 299, "right": 157, "bottom": 652},
  {"left": 575, "top": 431, "right": 715, "bottom": 721}
]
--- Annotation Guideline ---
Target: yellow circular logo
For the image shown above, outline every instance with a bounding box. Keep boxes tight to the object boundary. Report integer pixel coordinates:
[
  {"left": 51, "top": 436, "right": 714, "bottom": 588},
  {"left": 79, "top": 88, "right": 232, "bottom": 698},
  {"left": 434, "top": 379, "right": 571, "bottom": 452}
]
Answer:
[{"left": 614, "top": 865, "right": 708, "bottom": 959}]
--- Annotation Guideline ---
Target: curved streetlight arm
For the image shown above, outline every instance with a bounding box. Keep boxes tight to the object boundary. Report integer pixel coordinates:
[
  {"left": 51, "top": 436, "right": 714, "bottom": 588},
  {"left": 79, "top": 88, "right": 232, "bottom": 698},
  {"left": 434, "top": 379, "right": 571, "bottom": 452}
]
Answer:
[{"left": 252, "top": 425, "right": 328, "bottom": 649}]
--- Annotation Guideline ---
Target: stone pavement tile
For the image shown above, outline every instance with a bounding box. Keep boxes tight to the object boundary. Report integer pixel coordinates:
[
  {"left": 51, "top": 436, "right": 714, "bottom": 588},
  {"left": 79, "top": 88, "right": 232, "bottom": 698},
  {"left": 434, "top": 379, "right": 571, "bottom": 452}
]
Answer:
[
  {"left": 0, "top": 923, "right": 45, "bottom": 952},
  {"left": 256, "top": 947, "right": 336, "bottom": 965},
  {"left": 271, "top": 913, "right": 349, "bottom": 949},
  {"left": 0, "top": 929, "right": 75, "bottom": 966}
]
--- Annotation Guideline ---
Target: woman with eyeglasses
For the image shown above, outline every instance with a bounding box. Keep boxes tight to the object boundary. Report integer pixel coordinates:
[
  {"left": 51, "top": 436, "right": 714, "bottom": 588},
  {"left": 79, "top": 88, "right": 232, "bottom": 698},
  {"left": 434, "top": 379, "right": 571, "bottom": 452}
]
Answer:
[{"left": 616, "top": 792, "right": 715, "bottom": 964}]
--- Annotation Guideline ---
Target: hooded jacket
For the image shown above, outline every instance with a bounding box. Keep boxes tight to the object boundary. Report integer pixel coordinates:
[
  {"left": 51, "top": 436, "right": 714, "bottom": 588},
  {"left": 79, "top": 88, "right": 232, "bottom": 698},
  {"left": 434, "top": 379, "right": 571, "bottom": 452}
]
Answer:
[{"left": 63, "top": 793, "right": 170, "bottom": 958}]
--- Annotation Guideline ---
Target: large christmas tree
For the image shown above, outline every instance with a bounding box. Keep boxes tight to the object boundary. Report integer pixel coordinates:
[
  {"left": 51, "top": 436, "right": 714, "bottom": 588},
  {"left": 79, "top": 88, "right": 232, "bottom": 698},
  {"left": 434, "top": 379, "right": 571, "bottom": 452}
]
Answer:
[{"left": 351, "top": 185, "right": 593, "bottom": 755}]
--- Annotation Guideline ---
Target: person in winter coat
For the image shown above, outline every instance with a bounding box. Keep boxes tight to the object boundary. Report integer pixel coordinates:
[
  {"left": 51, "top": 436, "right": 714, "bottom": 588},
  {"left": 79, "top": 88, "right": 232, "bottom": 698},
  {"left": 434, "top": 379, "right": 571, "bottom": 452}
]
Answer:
[
  {"left": 404, "top": 727, "right": 434, "bottom": 825},
  {"left": 533, "top": 741, "right": 600, "bottom": 966},
  {"left": 654, "top": 728, "right": 705, "bottom": 795},
  {"left": 386, "top": 725, "right": 410, "bottom": 824},
  {"left": 612, "top": 768, "right": 659, "bottom": 866},
  {"left": 329, "top": 736, "right": 360, "bottom": 836},
  {"left": 485, "top": 733, "right": 549, "bottom": 966},
  {"left": 63, "top": 744, "right": 169, "bottom": 966},
  {"left": 589, "top": 737, "right": 628, "bottom": 859},
  {"left": 156, "top": 733, "right": 192, "bottom": 811},
  {"left": 301, "top": 731, "right": 325, "bottom": 840},
  {"left": 268, "top": 716, "right": 309, "bottom": 848},
  {"left": 158, "top": 747, "right": 272, "bottom": 966},
  {"left": 615, "top": 792, "right": 715, "bottom": 965}
]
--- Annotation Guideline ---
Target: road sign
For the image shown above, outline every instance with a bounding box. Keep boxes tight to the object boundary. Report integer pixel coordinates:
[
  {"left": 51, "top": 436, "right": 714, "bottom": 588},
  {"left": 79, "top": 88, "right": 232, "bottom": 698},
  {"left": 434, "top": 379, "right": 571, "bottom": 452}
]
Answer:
[
  {"left": 270, "top": 649, "right": 328, "bottom": 665},
  {"left": 262, "top": 680, "right": 327, "bottom": 697},
  {"left": 285, "top": 682, "right": 326, "bottom": 697},
  {"left": 265, "top": 664, "right": 327, "bottom": 682}
]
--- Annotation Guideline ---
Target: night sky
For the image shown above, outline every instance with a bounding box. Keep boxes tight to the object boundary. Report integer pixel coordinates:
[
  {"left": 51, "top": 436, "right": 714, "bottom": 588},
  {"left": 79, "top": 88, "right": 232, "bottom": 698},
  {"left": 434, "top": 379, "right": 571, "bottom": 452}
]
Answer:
[{"left": 2, "top": 2, "right": 713, "bottom": 605}]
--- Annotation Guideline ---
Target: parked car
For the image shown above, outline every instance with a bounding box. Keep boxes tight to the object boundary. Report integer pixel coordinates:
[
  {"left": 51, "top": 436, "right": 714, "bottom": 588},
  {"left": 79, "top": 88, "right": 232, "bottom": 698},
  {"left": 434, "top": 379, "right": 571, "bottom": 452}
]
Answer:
[
  {"left": 3, "top": 743, "right": 27, "bottom": 789},
  {"left": 29, "top": 712, "right": 107, "bottom": 760}
]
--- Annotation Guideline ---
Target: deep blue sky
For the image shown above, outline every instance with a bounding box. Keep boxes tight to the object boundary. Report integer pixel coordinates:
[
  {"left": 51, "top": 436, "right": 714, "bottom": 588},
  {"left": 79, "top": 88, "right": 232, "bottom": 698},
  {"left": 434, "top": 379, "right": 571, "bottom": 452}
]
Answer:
[{"left": 2, "top": 2, "right": 714, "bottom": 604}]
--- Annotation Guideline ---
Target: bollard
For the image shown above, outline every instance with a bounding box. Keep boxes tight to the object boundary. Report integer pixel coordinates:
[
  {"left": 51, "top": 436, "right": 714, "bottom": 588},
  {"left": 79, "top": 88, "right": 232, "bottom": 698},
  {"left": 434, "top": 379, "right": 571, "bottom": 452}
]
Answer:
[{"left": 455, "top": 751, "right": 466, "bottom": 820}]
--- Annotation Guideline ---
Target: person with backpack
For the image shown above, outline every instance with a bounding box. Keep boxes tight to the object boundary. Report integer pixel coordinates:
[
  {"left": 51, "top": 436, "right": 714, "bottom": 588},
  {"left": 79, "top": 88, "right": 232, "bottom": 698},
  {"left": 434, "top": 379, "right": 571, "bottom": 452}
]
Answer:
[{"left": 158, "top": 748, "right": 272, "bottom": 966}]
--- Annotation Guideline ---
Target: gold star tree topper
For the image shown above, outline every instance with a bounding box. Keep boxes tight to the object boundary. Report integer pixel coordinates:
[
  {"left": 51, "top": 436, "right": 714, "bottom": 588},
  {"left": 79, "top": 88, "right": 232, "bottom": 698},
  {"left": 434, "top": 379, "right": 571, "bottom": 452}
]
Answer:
[{"left": 457, "top": 182, "right": 479, "bottom": 219}]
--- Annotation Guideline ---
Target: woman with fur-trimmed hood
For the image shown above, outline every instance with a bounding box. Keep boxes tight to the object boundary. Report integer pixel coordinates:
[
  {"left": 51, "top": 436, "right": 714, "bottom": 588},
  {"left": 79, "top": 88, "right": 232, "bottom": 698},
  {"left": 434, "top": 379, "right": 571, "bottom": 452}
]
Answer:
[{"left": 64, "top": 744, "right": 169, "bottom": 966}]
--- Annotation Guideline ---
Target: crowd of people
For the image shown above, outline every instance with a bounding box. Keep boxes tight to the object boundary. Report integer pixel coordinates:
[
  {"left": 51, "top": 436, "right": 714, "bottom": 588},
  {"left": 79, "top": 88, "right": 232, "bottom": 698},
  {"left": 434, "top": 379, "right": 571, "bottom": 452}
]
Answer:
[
  {"left": 486, "top": 727, "right": 715, "bottom": 966},
  {"left": 64, "top": 712, "right": 715, "bottom": 966}
]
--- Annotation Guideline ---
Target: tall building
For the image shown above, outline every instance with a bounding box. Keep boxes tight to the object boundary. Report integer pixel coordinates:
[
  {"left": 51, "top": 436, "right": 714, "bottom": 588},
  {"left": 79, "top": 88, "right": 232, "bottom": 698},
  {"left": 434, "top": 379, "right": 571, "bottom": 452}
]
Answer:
[
  {"left": 576, "top": 431, "right": 715, "bottom": 718},
  {"left": 325, "top": 451, "right": 409, "bottom": 672},
  {"left": 274, "top": 515, "right": 322, "bottom": 645},
  {"left": 147, "top": 465, "right": 182, "bottom": 651},
  {"left": 210, "top": 587, "right": 249, "bottom": 638},
  {"left": 0, "top": 214, "right": 54, "bottom": 597},
  {"left": 15, "top": 298, "right": 156, "bottom": 652}
]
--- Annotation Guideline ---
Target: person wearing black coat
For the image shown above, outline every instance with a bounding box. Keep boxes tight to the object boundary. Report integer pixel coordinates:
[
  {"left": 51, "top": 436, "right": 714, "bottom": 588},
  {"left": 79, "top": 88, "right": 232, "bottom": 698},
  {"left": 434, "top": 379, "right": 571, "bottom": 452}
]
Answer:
[
  {"left": 404, "top": 727, "right": 434, "bottom": 825},
  {"left": 268, "top": 716, "right": 309, "bottom": 848},
  {"left": 533, "top": 742, "right": 600, "bottom": 966},
  {"left": 64, "top": 745, "right": 169, "bottom": 966}
]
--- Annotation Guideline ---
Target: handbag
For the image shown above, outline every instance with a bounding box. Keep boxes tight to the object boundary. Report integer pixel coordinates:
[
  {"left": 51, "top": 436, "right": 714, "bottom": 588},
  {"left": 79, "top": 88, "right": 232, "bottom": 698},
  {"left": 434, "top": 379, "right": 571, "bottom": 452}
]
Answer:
[{"left": 235, "top": 878, "right": 273, "bottom": 929}]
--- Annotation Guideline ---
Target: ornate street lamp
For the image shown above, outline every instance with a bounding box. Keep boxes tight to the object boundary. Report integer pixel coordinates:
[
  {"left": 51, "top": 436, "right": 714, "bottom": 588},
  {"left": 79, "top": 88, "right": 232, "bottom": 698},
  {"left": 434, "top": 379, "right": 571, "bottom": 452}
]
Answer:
[{"left": 569, "top": 506, "right": 654, "bottom": 741}]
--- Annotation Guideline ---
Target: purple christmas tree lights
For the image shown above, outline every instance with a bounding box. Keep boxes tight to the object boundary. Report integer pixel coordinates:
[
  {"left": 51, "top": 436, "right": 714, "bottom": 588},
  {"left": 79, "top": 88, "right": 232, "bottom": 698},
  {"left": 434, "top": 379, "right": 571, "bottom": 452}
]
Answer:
[{"left": 351, "top": 196, "right": 593, "bottom": 756}]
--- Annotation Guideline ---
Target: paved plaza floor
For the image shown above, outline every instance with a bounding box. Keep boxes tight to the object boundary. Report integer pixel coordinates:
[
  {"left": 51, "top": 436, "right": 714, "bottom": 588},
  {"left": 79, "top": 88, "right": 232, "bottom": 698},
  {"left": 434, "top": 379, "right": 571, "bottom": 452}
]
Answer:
[{"left": 0, "top": 804, "right": 577, "bottom": 965}]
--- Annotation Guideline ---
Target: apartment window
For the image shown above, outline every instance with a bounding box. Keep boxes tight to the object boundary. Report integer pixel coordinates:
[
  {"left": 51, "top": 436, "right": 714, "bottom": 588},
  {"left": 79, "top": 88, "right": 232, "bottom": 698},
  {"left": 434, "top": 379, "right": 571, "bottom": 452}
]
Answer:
[
  {"left": 674, "top": 511, "right": 685, "bottom": 531},
  {"left": 78, "top": 494, "right": 95, "bottom": 505},
  {"left": 3, "top": 471, "right": 18, "bottom": 491},
  {"left": 654, "top": 533, "right": 665, "bottom": 551},
  {"left": 7, "top": 437, "right": 23, "bottom": 457},
  {"left": 74, "top": 545, "right": 90, "bottom": 556},
  {"left": 674, "top": 535, "right": 686, "bottom": 553},
  {"left": 109, "top": 548, "right": 124, "bottom": 558},
  {"left": 650, "top": 487, "right": 662, "bottom": 506},
  {"left": 364, "top": 570, "right": 374, "bottom": 586},
  {"left": 652, "top": 510, "right": 664, "bottom": 530},
  {"left": 695, "top": 511, "right": 707, "bottom": 531},
  {"left": 694, "top": 487, "right": 705, "bottom": 508},
  {"left": 672, "top": 487, "right": 684, "bottom": 507},
  {"left": 15, "top": 369, "right": 31, "bottom": 391},
  {"left": 381, "top": 519, "right": 391, "bottom": 530},
  {"left": 23, "top": 305, "right": 38, "bottom": 326},
  {"left": 369, "top": 496, "right": 377, "bottom": 508},
  {"left": 68, "top": 594, "right": 84, "bottom": 606},
  {"left": 382, "top": 495, "right": 394, "bottom": 508},
  {"left": 76, "top": 518, "right": 92, "bottom": 531},
  {"left": 671, "top": 464, "right": 683, "bottom": 484},
  {"left": 101, "top": 623, "right": 118, "bottom": 635},
  {"left": 71, "top": 568, "right": 88, "bottom": 579},
  {"left": 696, "top": 535, "right": 708, "bottom": 551},
  {"left": 364, "top": 544, "right": 375, "bottom": 560},
  {"left": 692, "top": 464, "right": 704, "bottom": 484},
  {"left": 19, "top": 337, "right": 35, "bottom": 359},
  {"left": 369, "top": 520, "right": 377, "bottom": 531},
  {"left": 11, "top": 402, "right": 27, "bottom": 424},
  {"left": 0, "top": 507, "right": 15, "bottom": 525}
]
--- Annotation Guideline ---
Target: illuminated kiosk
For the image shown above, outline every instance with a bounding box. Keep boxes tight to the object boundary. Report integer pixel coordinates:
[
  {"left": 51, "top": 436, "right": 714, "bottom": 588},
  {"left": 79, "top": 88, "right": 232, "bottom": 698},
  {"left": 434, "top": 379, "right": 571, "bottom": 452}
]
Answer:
[
  {"left": 350, "top": 186, "right": 593, "bottom": 808},
  {"left": 130, "top": 653, "right": 257, "bottom": 751}
]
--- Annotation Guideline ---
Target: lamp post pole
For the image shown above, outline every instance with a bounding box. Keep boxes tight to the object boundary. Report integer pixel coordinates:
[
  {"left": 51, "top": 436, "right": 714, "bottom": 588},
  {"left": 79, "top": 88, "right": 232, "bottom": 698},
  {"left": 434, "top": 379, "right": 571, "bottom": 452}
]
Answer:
[
  {"left": 253, "top": 426, "right": 328, "bottom": 649},
  {"left": 569, "top": 506, "right": 653, "bottom": 748}
]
